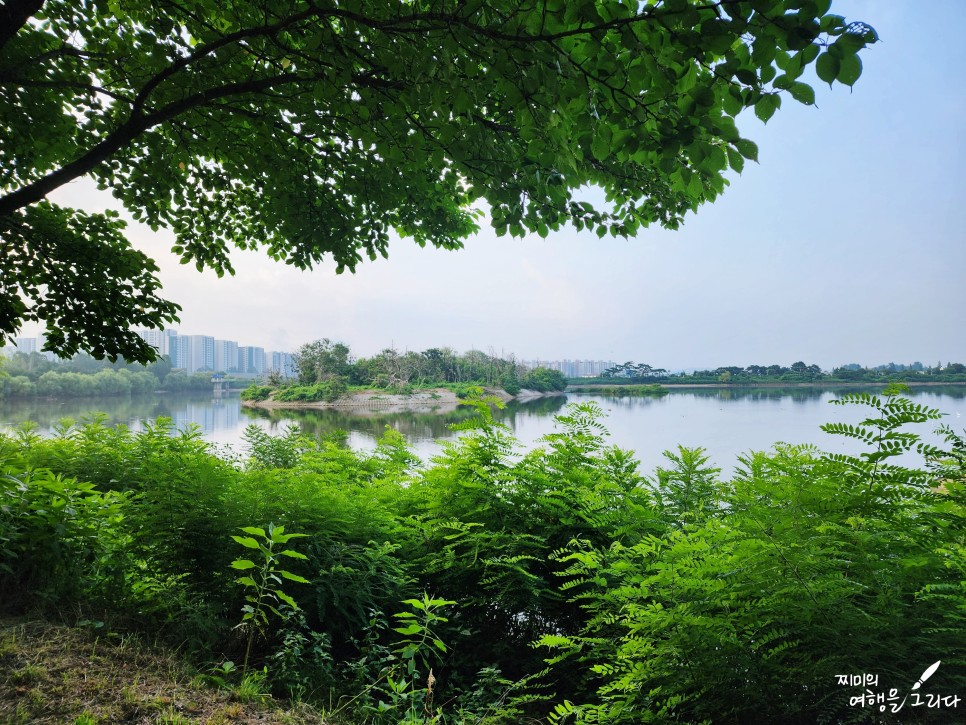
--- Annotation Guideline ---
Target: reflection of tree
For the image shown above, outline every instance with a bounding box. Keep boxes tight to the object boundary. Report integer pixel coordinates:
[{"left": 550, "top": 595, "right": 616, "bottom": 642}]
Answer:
[
  {"left": 505, "top": 395, "right": 569, "bottom": 417},
  {"left": 242, "top": 395, "right": 570, "bottom": 441},
  {"left": 0, "top": 393, "right": 232, "bottom": 432},
  {"left": 572, "top": 386, "right": 966, "bottom": 408},
  {"left": 243, "top": 404, "right": 473, "bottom": 440},
  {"left": 0, "top": 395, "right": 164, "bottom": 428},
  {"left": 665, "top": 387, "right": 845, "bottom": 403},
  {"left": 570, "top": 393, "right": 666, "bottom": 410},
  {"left": 673, "top": 387, "right": 824, "bottom": 402},
  {"left": 3, "top": 386, "right": 963, "bottom": 446}
]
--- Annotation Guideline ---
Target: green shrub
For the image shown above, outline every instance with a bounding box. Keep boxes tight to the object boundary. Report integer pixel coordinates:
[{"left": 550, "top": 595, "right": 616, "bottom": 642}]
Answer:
[
  {"left": 0, "top": 461, "right": 129, "bottom": 609},
  {"left": 272, "top": 378, "right": 347, "bottom": 403},
  {"left": 1, "top": 391, "right": 963, "bottom": 722},
  {"left": 240, "top": 384, "right": 272, "bottom": 401},
  {"left": 501, "top": 374, "right": 521, "bottom": 396},
  {"left": 540, "top": 389, "right": 966, "bottom": 723},
  {"left": 522, "top": 366, "right": 567, "bottom": 392}
]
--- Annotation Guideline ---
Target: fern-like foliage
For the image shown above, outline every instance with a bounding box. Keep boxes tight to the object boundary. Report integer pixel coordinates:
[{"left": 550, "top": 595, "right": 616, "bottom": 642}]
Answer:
[
  {"left": 540, "top": 390, "right": 966, "bottom": 723},
  {"left": 822, "top": 384, "right": 944, "bottom": 490}
]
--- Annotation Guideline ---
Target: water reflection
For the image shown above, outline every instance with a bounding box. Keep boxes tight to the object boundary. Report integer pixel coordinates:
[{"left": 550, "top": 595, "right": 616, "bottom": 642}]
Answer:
[
  {"left": 0, "top": 394, "right": 247, "bottom": 437},
  {"left": 243, "top": 394, "right": 569, "bottom": 443},
  {"left": 1, "top": 387, "right": 962, "bottom": 469}
]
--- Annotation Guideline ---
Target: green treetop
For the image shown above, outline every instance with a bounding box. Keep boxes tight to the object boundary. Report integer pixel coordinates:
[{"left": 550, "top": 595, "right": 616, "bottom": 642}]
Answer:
[{"left": 0, "top": 0, "right": 876, "bottom": 361}]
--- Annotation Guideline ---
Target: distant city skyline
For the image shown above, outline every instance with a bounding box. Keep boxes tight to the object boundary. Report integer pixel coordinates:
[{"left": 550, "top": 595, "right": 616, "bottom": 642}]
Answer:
[
  {"left": 1, "top": 331, "right": 295, "bottom": 377},
  {"left": 5, "top": 331, "right": 959, "bottom": 379}
]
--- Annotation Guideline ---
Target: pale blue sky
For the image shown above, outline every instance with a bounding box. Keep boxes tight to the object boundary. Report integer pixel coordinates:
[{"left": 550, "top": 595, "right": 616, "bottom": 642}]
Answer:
[{"left": 45, "top": 0, "right": 965, "bottom": 369}]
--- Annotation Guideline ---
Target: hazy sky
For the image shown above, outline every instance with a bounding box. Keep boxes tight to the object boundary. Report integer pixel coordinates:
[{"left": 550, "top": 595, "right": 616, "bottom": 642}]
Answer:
[{"left": 38, "top": 0, "right": 966, "bottom": 370}]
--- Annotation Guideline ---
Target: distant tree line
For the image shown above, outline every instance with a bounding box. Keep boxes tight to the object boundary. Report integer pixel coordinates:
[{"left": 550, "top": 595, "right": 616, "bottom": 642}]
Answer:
[
  {"left": 0, "top": 351, "right": 238, "bottom": 398},
  {"left": 245, "top": 340, "right": 568, "bottom": 403},
  {"left": 589, "top": 360, "right": 966, "bottom": 385}
]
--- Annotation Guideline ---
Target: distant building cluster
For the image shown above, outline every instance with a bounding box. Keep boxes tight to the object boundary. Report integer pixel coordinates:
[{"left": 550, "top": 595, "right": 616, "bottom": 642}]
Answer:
[
  {"left": 5, "top": 335, "right": 57, "bottom": 361},
  {"left": 521, "top": 359, "right": 616, "bottom": 378},
  {"left": 5, "top": 330, "right": 295, "bottom": 378},
  {"left": 133, "top": 329, "right": 295, "bottom": 377}
]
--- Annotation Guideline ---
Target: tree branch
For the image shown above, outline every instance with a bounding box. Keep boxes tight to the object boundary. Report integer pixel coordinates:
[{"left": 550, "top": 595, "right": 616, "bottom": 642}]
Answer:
[
  {"left": 0, "top": 0, "right": 45, "bottom": 52},
  {"left": 0, "top": 72, "right": 313, "bottom": 217}
]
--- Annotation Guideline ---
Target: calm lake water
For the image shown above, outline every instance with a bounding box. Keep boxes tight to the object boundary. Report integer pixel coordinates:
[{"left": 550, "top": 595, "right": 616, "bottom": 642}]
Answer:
[{"left": 2, "top": 386, "right": 964, "bottom": 473}]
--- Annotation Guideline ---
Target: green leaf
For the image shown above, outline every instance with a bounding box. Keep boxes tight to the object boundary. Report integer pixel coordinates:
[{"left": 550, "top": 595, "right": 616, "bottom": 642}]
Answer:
[
  {"left": 788, "top": 82, "right": 816, "bottom": 106},
  {"left": 734, "top": 139, "right": 759, "bottom": 162},
  {"left": 279, "top": 570, "right": 310, "bottom": 584},
  {"left": 800, "top": 43, "right": 820, "bottom": 65},
  {"left": 278, "top": 549, "right": 308, "bottom": 560},
  {"left": 591, "top": 133, "right": 609, "bottom": 161},
  {"left": 754, "top": 93, "right": 780, "bottom": 122},
  {"left": 231, "top": 535, "right": 260, "bottom": 549},
  {"left": 815, "top": 52, "right": 840, "bottom": 86},
  {"left": 686, "top": 173, "right": 704, "bottom": 198},
  {"left": 837, "top": 54, "right": 862, "bottom": 86},
  {"left": 771, "top": 74, "right": 793, "bottom": 91},
  {"left": 235, "top": 576, "right": 257, "bottom": 587},
  {"left": 722, "top": 88, "right": 743, "bottom": 117},
  {"left": 239, "top": 526, "right": 266, "bottom": 537},
  {"left": 274, "top": 590, "right": 299, "bottom": 609},
  {"left": 271, "top": 531, "right": 308, "bottom": 544},
  {"left": 726, "top": 147, "right": 745, "bottom": 174},
  {"left": 393, "top": 624, "right": 423, "bottom": 636},
  {"left": 230, "top": 559, "right": 256, "bottom": 570},
  {"left": 833, "top": 32, "right": 866, "bottom": 57}
]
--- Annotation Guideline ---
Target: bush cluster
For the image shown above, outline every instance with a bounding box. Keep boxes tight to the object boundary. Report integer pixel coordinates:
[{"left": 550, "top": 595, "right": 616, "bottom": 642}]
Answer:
[
  {"left": 0, "top": 369, "right": 158, "bottom": 398},
  {"left": 271, "top": 379, "right": 347, "bottom": 403},
  {"left": 239, "top": 384, "right": 273, "bottom": 402},
  {"left": 1, "top": 391, "right": 964, "bottom": 723}
]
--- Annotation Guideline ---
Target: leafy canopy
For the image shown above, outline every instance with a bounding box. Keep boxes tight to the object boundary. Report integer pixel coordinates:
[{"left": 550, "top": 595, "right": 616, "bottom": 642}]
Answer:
[{"left": 0, "top": 0, "right": 876, "bottom": 360}]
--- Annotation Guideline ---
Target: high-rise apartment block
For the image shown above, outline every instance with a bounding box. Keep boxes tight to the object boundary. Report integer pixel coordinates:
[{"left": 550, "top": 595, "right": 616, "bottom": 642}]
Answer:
[
  {"left": 186, "top": 335, "right": 215, "bottom": 373},
  {"left": 3, "top": 328, "right": 295, "bottom": 378},
  {"left": 134, "top": 328, "right": 169, "bottom": 356},
  {"left": 9, "top": 335, "right": 56, "bottom": 361},
  {"left": 214, "top": 339, "right": 240, "bottom": 373},
  {"left": 169, "top": 335, "right": 190, "bottom": 370},
  {"left": 271, "top": 351, "right": 296, "bottom": 378},
  {"left": 522, "top": 359, "right": 616, "bottom": 378},
  {"left": 14, "top": 337, "right": 37, "bottom": 354},
  {"left": 238, "top": 346, "right": 267, "bottom": 375}
]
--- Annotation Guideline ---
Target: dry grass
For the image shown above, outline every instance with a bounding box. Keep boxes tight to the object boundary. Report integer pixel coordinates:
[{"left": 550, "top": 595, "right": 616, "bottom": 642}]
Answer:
[{"left": 0, "top": 619, "right": 325, "bottom": 724}]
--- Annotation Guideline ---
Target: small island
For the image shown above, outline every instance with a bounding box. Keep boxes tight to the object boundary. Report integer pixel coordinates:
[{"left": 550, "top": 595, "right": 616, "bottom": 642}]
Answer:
[{"left": 240, "top": 339, "right": 567, "bottom": 411}]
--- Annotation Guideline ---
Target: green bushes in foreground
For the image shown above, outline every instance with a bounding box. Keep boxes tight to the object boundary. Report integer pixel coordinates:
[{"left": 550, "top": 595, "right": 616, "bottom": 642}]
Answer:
[{"left": 0, "top": 389, "right": 964, "bottom": 723}]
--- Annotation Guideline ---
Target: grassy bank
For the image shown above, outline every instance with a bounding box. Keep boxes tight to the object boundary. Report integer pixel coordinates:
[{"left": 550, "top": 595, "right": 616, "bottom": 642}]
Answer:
[{"left": 0, "top": 619, "right": 320, "bottom": 724}]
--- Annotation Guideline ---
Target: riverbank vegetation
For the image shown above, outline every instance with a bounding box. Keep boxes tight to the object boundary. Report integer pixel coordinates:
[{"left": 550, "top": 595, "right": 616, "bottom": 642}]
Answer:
[
  {"left": 570, "top": 384, "right": 667, "bottom": 396},
  {"left": 578, "top": 360, "right": 966, "bottom": 386},
  {"left": 243, "top": 340, "right": 568, "bottom": 404},
  {"left": 2, "top": 388, "right": 963, "bottom": 722},
  {"left": 0, "top": 351, "right": 246, "bottom": 399}
]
